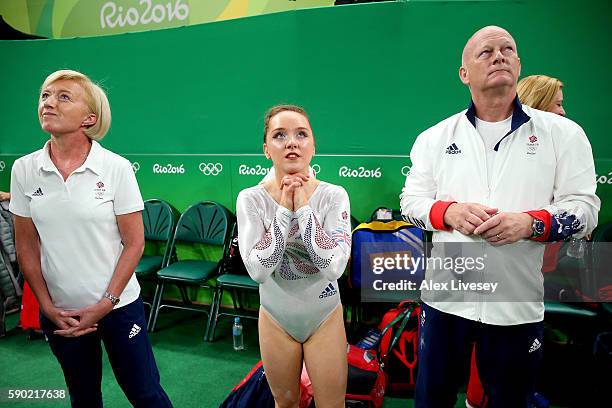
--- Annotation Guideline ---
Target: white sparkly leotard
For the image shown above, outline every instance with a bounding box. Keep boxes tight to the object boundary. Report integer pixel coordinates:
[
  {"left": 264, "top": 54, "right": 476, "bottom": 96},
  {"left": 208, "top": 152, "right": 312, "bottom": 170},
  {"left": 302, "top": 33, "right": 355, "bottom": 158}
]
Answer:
[{"left": 236, "top": 181, "right": 351, "bottom": 343}]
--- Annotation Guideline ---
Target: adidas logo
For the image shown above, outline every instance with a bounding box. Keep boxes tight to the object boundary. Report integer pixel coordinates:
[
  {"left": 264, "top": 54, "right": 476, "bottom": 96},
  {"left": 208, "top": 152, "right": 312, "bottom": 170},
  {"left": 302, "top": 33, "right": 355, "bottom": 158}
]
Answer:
[
  {"left": 32, "top": 187, "right": 44, "bottom": 196},
  {"left": 128, "top": 324, "right": 141, "bottom": 339},
  {"left": 529, "top": 338, "right": 541, "bottom": 353},
  {"left": 445, "top": 143, "right": 462, "bottom": 154},
  {"left": 319, "top": 283, "right": 337, "bottom": 299}
]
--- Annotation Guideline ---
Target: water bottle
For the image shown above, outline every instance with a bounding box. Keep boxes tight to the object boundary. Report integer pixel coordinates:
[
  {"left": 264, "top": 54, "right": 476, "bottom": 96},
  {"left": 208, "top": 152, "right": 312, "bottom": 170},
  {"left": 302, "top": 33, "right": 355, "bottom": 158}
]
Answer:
[
  {"left": 232, "top": 317, "right": 244, "bottom": 351},
  {"left": 566, "top": 237, "right": 585, "bottom": 259}
]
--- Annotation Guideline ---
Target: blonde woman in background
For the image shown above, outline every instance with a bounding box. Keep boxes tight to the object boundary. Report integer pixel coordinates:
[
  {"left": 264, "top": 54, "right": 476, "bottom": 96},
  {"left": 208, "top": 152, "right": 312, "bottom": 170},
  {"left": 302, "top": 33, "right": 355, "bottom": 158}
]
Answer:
[{"left": 517, "top": 74, "right": 565, "bottom": 116}]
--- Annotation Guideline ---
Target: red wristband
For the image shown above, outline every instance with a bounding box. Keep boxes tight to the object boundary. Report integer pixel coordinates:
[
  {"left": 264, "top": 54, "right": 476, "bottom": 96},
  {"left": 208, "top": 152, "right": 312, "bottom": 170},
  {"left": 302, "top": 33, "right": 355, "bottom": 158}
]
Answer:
[{"left": 429, "top": 201, "right": 456, "bottom": 231}]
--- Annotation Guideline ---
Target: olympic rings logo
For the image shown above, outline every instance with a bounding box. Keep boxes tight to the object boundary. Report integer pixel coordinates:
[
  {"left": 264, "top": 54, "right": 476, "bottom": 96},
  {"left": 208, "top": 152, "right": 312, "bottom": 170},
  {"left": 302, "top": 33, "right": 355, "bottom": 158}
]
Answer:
[
  {"left": 131, "top": 162, "right": 141, "bottom": 173},
  {"left": 0, "top": 161, "right": 5, "bottom": 172},
  {"left": 311, "top": 164, "right": 320, "bottom": 175},
  {"left": 199, "top": 162, "right": 223, "bottom": 176},
  {"left": 401, "top": 165, "right": 411, "bottom": 177}
]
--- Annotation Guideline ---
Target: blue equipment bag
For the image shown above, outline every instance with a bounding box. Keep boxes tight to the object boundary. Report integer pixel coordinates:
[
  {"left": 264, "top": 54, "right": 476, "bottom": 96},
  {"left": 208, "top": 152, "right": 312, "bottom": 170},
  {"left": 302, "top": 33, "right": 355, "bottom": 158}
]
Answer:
[
  {"left": 219, "top": 361, "right": 275, "bottom": 408},
  {"left": 350, "top": 220, "right": 425, "bottom": 301}
]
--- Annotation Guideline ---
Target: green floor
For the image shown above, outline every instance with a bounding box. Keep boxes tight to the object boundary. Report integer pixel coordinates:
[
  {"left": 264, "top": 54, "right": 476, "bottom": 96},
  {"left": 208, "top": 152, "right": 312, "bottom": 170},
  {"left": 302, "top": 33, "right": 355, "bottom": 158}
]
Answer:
[
  {"left": 0, "top": 310, "right": 463, "bottom": 408},
  {"left": 2, "top": 308, "right": 582, "bottom": 408}
]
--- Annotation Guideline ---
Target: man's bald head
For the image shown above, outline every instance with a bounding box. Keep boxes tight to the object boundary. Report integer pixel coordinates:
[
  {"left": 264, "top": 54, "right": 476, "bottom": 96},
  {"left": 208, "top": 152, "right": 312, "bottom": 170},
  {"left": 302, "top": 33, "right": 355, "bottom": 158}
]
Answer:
[
  {"left": 461, "top": 26, "right": 517, "bottom": 67},
  {"left": 458, "top": 25, "right": 521, "bottom": 97}
]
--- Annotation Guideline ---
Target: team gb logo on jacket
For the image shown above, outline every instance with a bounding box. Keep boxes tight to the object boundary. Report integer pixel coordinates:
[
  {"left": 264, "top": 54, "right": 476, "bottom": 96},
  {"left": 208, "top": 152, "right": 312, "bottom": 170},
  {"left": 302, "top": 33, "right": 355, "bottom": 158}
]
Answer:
[
  {"left": 526, "top": 135, "right": 539, "bottom": 155},
  {"left": 94, "top": 181, "right": 106, "bottom": 200}
]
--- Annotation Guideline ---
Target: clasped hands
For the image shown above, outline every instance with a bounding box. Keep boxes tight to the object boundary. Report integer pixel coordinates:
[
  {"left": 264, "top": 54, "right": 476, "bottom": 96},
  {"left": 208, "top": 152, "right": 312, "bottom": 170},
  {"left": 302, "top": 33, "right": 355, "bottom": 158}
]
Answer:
[
  {"left": 43, "top": 298, "right": 115, "bottom": 338},
  {"left": 279, "top": 173, "right": 310, "bottom": 211},
  {"left": 443, "top": 202, "right": 533, "bottom": 246}
]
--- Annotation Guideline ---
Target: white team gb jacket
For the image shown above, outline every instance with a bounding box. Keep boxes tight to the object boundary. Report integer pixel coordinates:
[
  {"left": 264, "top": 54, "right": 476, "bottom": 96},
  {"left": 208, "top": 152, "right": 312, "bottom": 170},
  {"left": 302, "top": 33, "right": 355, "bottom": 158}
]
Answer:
[{"left": 400, "top": 101, "right": 600, "bottom": 325}]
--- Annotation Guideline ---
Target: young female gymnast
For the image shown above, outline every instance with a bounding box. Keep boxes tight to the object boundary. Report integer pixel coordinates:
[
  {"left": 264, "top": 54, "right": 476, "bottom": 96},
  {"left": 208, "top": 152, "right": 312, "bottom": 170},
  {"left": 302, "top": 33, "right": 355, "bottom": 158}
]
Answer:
[{"left": 236, "top": 104, "right": 351, "bottom": 408}]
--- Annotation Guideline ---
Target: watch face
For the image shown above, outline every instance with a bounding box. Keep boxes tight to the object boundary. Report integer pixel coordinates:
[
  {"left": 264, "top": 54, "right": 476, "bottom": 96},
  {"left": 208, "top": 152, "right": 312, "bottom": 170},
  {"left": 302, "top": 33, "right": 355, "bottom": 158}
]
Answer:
[
  {"left": 533, "top": 219, "right": 545, "bottom": 235},
  {"left": 105, "top": 292, "right": 119, "bottom": 305}
]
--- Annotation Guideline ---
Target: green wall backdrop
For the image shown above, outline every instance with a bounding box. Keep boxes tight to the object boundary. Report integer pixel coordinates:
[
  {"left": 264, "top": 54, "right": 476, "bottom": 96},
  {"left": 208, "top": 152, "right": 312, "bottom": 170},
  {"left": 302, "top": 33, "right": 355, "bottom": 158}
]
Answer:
[{"left": 1, "top": 0, "right": 611, "bottom": 224}]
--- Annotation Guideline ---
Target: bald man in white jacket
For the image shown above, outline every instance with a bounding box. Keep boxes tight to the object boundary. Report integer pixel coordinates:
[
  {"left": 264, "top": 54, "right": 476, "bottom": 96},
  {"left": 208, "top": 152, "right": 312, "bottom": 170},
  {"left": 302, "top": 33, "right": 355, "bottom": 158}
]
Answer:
[{"left": 401, "top": 26, "right": 599, "bottom": 408}]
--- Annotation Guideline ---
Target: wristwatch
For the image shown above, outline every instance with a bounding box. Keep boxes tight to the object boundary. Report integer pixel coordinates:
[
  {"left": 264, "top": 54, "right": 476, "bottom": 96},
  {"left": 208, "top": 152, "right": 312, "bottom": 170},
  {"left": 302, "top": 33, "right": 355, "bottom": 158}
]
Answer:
[
  {"left": 103, "top": 291, "right": 120, "bottom": 306},
  {"left": 531, "top": 217, "right": 545, "bottom": 239}
]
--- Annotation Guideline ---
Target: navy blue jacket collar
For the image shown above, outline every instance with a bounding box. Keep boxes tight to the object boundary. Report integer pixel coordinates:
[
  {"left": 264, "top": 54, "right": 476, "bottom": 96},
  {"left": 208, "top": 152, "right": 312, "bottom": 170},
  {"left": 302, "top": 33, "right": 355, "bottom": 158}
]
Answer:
[{"left": 465, "top": 95, "right": 531, "bottom": 151}]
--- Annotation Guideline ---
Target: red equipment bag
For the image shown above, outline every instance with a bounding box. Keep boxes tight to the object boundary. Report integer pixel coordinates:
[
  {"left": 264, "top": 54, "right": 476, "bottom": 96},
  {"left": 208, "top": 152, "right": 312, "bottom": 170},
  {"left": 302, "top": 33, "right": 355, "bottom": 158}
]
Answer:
[
  {"left": 466, "top": 343, "right": 488, "bottom": 408},
  {"left": 346, "top": 345, "right": 386, "bottom": 408},
  {"left": 19, "top": 281, "right": 40, "bottom": 331},
  {"left": 378, "top": 300, "right": 419, "bottom": 396},
  {"left": 346, "top": 300, "right": 418, "bottom": 406}
]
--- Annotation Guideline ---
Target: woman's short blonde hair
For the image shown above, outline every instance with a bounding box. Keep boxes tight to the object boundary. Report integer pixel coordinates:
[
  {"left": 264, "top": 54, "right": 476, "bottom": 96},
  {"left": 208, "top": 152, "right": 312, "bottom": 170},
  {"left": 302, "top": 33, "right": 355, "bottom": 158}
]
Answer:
[
  {"left": 517, "top": 75, "right": 563, "bottom": 111},
  {"left": 41, "top": 69, "right": 111, "bottom": 141}
]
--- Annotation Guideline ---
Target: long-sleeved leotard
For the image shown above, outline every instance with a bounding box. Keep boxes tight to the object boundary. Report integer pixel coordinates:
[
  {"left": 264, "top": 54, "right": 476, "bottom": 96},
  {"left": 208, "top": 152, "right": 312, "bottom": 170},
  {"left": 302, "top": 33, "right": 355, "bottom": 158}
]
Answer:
[{"left": 236, "top": 181, "right": 351, "bottom": 342}]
